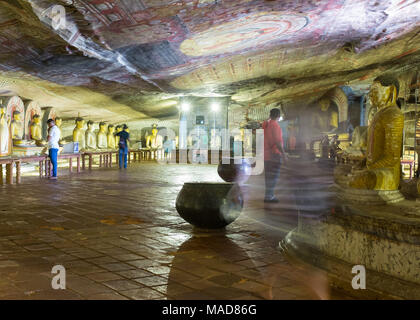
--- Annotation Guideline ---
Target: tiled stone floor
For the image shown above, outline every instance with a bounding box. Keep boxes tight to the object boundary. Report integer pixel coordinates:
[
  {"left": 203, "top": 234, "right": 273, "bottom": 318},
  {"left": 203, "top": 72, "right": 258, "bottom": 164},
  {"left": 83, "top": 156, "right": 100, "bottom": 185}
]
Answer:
[{"left": 0, "top": 162, "right": 352, "bottom": 300}]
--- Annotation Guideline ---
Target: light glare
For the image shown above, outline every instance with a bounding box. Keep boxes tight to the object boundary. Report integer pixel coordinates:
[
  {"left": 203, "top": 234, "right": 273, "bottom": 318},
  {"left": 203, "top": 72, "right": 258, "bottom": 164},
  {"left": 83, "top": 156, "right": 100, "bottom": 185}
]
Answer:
[
  {"left": 211, "top": 103, "right": 220, "bottom": 112},
  {"left": 181, "top": 103, "right": 190, "bottom": 112}
]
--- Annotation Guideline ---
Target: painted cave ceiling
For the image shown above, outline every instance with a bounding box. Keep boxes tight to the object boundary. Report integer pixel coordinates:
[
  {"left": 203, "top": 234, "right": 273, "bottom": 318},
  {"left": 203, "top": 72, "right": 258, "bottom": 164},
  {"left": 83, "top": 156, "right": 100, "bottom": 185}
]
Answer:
[{"left": 0, "top": 0, "right": 420, "bottom": 123}]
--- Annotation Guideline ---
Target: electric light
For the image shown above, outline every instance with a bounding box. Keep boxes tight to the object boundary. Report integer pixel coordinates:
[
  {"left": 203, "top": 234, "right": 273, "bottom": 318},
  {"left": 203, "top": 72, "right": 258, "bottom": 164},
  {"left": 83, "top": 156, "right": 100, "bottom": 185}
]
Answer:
[
  {"left": 211, "top": 102, "right": 220, "bottom": 112},
  {"left": 180, "top": 102, "right": 190, "bottom": 112}
]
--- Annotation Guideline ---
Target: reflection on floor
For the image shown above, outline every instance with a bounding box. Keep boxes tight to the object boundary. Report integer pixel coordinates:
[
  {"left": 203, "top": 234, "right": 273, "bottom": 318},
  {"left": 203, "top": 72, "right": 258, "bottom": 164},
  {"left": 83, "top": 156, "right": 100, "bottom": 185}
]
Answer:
[{"left": 0, "top": 162, "right": 352, "bottom": 300}]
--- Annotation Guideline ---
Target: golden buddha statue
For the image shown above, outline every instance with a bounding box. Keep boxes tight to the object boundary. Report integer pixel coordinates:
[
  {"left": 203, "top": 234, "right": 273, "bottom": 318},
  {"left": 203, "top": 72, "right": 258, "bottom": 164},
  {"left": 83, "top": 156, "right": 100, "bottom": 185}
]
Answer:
[
  {"left": 55, "top": 117, "right": 66, "bottom": 146},
  {"left": 11, "top": 111, "right": 24, "bottom": 145},
  {"left": 85, "top": 120, "right": 97, "bottom": 150},
  {"left": 312, "top": 98, "right": 339, "bottom": 134},
  {"left": 0, "top": 105, "right": 10, "bottom": 156},
  {"left": 348, "top": 78, "right": 404, "bottom": 191},
  {"left": 107, "top": 124, "right": 116, "bottom": 149},
  {"left": 30, "top": 114, "right": 46, "bottom": 146},
  {"left": 146, "top": 124, "right": 162, "bottom": 149},
  {"left": 73, "top": 117, "right": 86, "bottom": 150},
  {"left": 340, "top": 126, "right": 368, "bottom": 160},
  {"left": 97, "top": 122, "right": 108, "bottom": 149},
  {"left": 115, "top": 125, "right": 122, "bottom": 145}
]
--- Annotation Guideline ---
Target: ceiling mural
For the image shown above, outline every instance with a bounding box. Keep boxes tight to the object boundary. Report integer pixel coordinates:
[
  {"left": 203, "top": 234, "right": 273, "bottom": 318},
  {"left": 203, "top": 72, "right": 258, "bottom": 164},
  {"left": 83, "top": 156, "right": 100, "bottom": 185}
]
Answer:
[
  {"left": 179, "top": 12, "right": 310, "bottom": 57},
  {"left": 0, "top": 0, "right": 418, "bottom": 123}
]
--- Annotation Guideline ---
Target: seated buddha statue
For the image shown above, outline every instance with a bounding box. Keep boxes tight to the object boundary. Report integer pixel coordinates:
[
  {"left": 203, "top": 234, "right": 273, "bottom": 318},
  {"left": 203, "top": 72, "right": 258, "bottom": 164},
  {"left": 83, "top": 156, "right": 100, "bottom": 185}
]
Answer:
[
  {"left": 107, "top": 124, "right": 116, "bottom": 149},
  {"left": 341, "top": 126, "right": 368, "bottom": 160},
  {"left": 97, "top": 122, "right": 108, "bottom": 149},
  {"left": 348, "top": 77, "right": 404, "bottom": 191},
  {"left": 54, "top": 117, "right": 66, "bottom": 146},
  {"left": 146, "top": 124, "right": 163, "bottom": 150},
  {"left": 85, "top": 120, "right": 97, "bottom": 150},
  {"left": 30, "top": 115, "right": 46, "bottom": 146},
  {"left": 73, "top": 117, "right": 86, "bottom": 150},
  {"left": 11, "top": 111, "right": 25, "bottom": 145},
  {"left": 0, "top": 105, "right": 10, "bottom": 156},
  {"left": 311, "top": 98, "right": 339, "bottom": 134}
]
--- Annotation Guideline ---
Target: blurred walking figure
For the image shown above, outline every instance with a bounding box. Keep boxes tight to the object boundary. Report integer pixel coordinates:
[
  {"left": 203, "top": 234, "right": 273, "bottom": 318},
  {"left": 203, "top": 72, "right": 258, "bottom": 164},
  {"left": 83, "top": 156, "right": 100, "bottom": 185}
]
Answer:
[
  {"left": 47, "top": 119, "right": 60, "bottom": 179},
  {"left": 116, "top": 124, "right": 130, "bottom": 169},
  {"left": 163, "top": 136, "right": 172, "bottom": 160},
  {"left": 262, "top": 108, "right": 287, "bottom": 203}
]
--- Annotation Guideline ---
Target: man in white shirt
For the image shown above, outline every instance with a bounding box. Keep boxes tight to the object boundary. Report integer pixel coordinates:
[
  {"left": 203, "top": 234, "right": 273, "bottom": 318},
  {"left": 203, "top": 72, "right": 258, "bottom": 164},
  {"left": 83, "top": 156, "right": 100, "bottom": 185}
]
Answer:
[{"left": 47, "top": 119, "right": 61, "bottom": 179}]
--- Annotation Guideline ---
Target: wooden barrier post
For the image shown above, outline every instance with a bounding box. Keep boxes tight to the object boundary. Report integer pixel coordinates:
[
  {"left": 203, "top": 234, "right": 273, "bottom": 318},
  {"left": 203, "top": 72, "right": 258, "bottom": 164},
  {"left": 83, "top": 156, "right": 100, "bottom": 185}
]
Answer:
[
  {"left": 82, "top": 154, "right": 86, "bottom": 170},
  {"left": 69, "top": 158, "right": 73, "bottom": 173},
  {"left": 77, "top": 156, "right": 81, "bottom": 173},
  {"left": 6, "top": 162, "right": 13, "bottom": 184},
  {"left": 0, "top": 164, "right": 3, "bottom": 185},
  {"left": 44, "top": 159, "right": 48, "bottom": 176},
  {"left": 39, "top": 161, "right": 43, "bottom": 178},
  {"left": 89, "top": 154, "right": 93, "bottom": 170},
  {"left": 15, "top": 161, "right": 21, "bottom": 184}
]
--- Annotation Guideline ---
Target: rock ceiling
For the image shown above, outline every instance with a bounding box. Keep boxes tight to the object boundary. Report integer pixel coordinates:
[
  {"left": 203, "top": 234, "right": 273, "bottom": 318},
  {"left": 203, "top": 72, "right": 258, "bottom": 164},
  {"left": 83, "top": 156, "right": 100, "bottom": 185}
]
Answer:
[{"left": 0, "top": 0, "right": 420, "bottom": 123}]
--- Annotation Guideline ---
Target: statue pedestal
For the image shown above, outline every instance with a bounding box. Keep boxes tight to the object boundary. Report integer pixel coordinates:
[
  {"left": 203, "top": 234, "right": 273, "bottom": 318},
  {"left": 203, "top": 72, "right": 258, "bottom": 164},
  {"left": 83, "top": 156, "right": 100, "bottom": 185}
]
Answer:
[
  {"left": 12, "top": 144, "right": 45, "bottom": 156},
  {"left": 332, "top": 184, "right": 404, "bottom": 205},
  {"left": 279, "top": 202, "right": 420, "bottom": 299},
  {"left": 400, "top": 178, "right": 420, "bottom": 199}
]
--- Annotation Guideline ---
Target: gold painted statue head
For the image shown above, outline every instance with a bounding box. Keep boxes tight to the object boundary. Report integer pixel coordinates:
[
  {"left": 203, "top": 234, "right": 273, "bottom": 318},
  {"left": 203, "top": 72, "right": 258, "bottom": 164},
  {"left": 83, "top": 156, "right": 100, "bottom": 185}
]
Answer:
[
  {"left": 55, "top": 117, "right": 62, "bottom": 127},
  {"left": 33, "top": 114, "right": 41, "bottom": 124},
  {"left": 99, "top": 121, "right": 107, "bottom": 131},
  {"left": 108, "top": 124, "right": 115, "bottom": 134},
  {"left": 319, "top": 98, "right": 331, "bottom": 112},
  {"left": 13, "top": 111, "right": 21, "bottom": 121},
  {"left": 75, "top": 117, "right": 85, "bottom": 129},
  {"left": 151, "top": 124, "right": 158, "bottom": 136},
  {"left": 368, "top": 76, "right": 398, "bottom": 109},
  {"left": 116, "top": 125, "right": 122, "bottom": 133},
  {"left": 87, "top": 120, "right": 94, "bottom": 129}
]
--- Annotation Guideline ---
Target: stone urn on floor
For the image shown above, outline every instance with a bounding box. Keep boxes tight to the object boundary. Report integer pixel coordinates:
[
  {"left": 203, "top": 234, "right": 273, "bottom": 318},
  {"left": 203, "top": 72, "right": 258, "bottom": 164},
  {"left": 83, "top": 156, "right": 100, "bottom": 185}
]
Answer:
[
  {"left": 176, "top": 182, "right": 243, "bottom": 229},
  {"left": 217, "top": 157, "right": 252, "bottom": 184}
]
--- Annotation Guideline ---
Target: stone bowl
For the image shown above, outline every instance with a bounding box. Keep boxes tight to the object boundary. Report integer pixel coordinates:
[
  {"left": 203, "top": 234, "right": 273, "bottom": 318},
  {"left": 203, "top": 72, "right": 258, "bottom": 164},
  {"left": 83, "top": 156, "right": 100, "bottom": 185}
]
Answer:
[
  {"left": 176, "top": 182, "right": 243, "bottom": 229},
  {"left": 217, "top": 157, "right": 252, "bottom": 184}
]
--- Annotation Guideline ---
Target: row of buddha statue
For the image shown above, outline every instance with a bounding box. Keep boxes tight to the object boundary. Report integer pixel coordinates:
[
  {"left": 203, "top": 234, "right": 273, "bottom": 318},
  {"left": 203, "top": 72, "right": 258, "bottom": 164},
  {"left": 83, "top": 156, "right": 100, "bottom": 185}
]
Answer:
[
  {"left": 72, "top": 118, "right": 124, "bottom": 151},
  {"left": 0, "top": 98, "right": 63, "bottom": 157}
]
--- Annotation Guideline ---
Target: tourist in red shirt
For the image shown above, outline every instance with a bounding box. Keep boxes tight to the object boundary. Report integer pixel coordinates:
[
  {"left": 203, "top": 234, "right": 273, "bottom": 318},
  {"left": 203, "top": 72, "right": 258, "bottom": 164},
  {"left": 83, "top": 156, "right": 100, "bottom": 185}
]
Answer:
[{"left": 262, "top": 108, "right": 287, "bottom": 203}]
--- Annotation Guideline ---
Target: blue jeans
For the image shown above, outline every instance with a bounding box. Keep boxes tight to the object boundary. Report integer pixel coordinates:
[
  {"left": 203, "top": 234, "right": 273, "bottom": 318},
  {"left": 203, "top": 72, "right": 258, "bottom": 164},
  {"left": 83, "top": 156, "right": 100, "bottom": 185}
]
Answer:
[
  {"left": 119, "top": 147, "right": 128, "bottom": 169},
  {"left": 49, "top": 148, "right": 58, "bottom": 177},
  {"left": 264, "top": 160, "right": 281, "bottom": 198}
]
